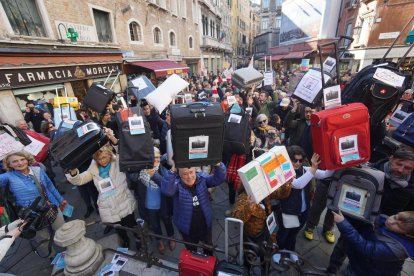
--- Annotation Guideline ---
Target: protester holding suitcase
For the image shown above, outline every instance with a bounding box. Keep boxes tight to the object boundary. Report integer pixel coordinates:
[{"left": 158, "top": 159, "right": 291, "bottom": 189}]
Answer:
[
  {"left": 161, "top": 162, "right": 226, "bottom": 255},
  {"left": 66, "top": 135, "right": 139, "bottom": 249},
  {"left": 332, "top": 210, "right": 414, "bottom": 276}
]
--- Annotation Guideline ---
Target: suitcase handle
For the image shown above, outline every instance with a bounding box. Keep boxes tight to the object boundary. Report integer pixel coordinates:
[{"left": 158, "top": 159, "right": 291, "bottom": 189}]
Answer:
[{"left": 225, "top": 217, "right": 244, "bottom": 265}]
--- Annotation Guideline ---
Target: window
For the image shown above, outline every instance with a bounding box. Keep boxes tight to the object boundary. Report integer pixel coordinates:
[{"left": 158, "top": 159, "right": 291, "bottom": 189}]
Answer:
[
  {"left": 153, "top": 27, "right": 162, "bottom": 44},
  {"left": 276, "top": 0, "right": 283, "bottom": 7},
  {"left": 262, "top": 0, "right": 269, "bottom": 9},
  {"left": 189, "top": 36, "right": 193, "bottom": 48},
  {"left": 93, "top": 9, "right": 113, "bottom": 42},
  {"left": 129, "top": 21, "right": 142, "bottom": 42},
  {"left": 261, "top": 17, "right": 269, "bottom": 31},
  {"left": 169, "top": 31, "right": 176, "bottom": 46},
  {"left": 344, "top": 22, "right": 353, "bottom": 47},
  {"left": 192, "top": 0, "right": 198, "bottom": 22},
  {"left": 171, "top": 0, "right": 178, "bottom": 14},
  {"left": 1, "top": 0, "right": 46, "bottom": 37},
  {"left": 275, "top": 16, "right": 281, "bottom": 28}
]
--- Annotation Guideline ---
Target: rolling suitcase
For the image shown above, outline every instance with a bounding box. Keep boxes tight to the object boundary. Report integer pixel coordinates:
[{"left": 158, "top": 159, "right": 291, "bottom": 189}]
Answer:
[
  {"left": 49, "top": 122, "right": 108, "bottom": 170},
  {"left": 223, "top": 108, "right": 251, "bottom": 154},
  {"left": 53, "top": 87, "right": 77, "bottom": 127},
  {"left": 392, "top": 112, "right": 414, "bottom": 148},
  {"left": 83, "top": 69, "right": 119, "bottom": 114},
  {"left": 170, "top": 102, "right": 224, "bottom": 168},
  {"left": 115, "top": 106, "right": 154, "bottom": 172},
  {"left": 179, "top": 250, "right": 216, "bottom": 276},
  {"left": 232, "top": 66, "right": 263, "bottom": 89},
  {"left": 215, "top": 218, "right": 245, "bottom": 276},
  {"left": 311, "top": 103, "right": 370, "bottom": 170},
  {"left": 127, "top": 75, "right": 156, "bottom": 100},
  {"left": 327, "top": 166, "right": 384, "bottom": 224}
]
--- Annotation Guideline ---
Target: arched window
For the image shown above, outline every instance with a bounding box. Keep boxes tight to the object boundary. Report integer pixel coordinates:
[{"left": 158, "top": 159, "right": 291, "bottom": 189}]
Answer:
[
  {"left": 153, "top": 27, "right": 162, "bottom": 44},
  {"left": 169, "top": 32, "right": 176, "bottom": 46},
  {"left": 129, "top": 22, "right": 142, "bottom": 42},
  {"left": 189, "top": 36, "right": 193, "bottom": 49}
]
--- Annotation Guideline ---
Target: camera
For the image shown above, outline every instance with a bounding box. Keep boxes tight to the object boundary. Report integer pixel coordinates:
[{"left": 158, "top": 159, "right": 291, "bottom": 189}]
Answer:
[{"left": 18, "top": 197, "right": 48, "bottom": 239}]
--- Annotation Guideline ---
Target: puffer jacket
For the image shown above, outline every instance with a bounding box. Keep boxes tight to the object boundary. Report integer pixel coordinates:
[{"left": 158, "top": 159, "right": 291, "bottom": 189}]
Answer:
[
  {"left": 337, "top": 215, "right": 413, "bottom": 276},
  {"left": 161, "top": 163, "right": 226, "bottom": 235},
  {"left": 66, "top": 156, "right": 136, "bottom": 223}
]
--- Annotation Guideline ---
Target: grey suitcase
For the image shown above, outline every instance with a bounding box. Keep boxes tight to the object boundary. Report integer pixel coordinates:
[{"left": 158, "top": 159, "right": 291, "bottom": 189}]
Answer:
[
  {"left": 327, "top": 166, "right": 384, "bottom": 224},
  {"left": 232, "top": 67, "right": 263, "bottom": 89}
]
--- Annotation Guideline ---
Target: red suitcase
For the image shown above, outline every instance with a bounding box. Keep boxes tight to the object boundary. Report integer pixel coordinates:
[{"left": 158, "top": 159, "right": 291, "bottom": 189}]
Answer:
[
  {"left": 311, "top": 103, "right": 370, "bottom": 170},
  {"left": 179, "top": 249, "right": 216, "bottom": 276}
]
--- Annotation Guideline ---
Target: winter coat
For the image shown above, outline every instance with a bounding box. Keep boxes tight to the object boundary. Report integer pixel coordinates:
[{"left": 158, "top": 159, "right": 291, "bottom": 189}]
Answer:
[
  {"left": 66, "top": 156, "right": 136, "bottom": 223},
  {"left": 0, "top": 166, "right": 63, "bottom": 208},
  {"left": 161, "top": 163, "right": 226, "bottom": 235},
  {"left": 337, "top": 215, "right": 413, "bottom": 276}
]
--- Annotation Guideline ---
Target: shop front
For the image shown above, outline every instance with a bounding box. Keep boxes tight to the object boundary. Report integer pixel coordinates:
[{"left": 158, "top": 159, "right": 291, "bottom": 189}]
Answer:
[{"left": 0, "top": 49, "right": 124, "bottom": 125}]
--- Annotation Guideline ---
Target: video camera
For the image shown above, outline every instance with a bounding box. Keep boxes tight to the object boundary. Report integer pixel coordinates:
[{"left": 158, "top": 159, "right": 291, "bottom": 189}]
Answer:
[{"left": 18, "top": 197, "right": 48, "bottom": 239}]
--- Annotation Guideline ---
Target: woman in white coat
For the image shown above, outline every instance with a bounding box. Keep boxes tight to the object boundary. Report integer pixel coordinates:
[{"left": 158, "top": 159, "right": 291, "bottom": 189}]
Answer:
[{"left": 66, "top": 131, "right": 137, "bottom": 248}]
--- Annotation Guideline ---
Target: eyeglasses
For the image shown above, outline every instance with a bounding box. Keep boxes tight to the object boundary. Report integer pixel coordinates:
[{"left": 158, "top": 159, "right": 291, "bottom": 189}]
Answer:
[
  {"left": 292, "top": 158, "right": 303, "bottom": 164},
  {"left": 259, "top": 120, "right": 267, "bottom": 124}
]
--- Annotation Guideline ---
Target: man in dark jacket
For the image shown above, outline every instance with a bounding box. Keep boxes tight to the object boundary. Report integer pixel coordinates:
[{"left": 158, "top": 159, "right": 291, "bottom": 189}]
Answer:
[
  {"left": 141, "top": 100, "right": 165, "bottom": 146},
  {"left": 24, "top": 101, "right": 44, "bottom": 133},
  {"left": 161, "top": 163, "right": 226, "bottom": 254}
]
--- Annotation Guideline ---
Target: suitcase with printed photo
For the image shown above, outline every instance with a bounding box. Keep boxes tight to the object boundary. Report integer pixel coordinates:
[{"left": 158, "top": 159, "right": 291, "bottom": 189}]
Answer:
[
  {"left": 170, "top": 102, "right": 224, "bottom": 168},
  {"left": 327, "top": 166, "right": 384, "bottom": 224},
  {"left": 392, "top": 112, "right": 414, "bottom": 148},
  {"left": 311, "top": 103, "right": 370, "bottom": 170},
  {"left": 223, "top": 108, "right": 251, "bottom": 154},
  {"left": 49, "top": 121, "right": 108, "bottom": 170},
  {"left": 179, "top": 249, "right": 216, "bottom": 276}
]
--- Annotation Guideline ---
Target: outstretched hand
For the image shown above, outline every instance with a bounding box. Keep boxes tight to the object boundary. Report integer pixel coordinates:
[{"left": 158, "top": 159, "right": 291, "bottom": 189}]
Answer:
[
  {"left": 310, "top": 153, "right": 321, "bottom": 170},
  {"left": 332, "top": 210, "right": 345, "bottom": 223}
]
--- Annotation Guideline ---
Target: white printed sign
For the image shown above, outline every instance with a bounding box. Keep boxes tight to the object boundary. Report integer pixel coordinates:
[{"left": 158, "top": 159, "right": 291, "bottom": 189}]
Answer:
[
  {"left": 227, "top": 96, "right": 237, "bottom": 106},
  {"left": 338, "top": 184, "right": 368, "bottom": 217},
  {"left": 388, "top": 108, "right": 409, "bottom": 127},
  {"left": 76, "top": 123, "right": 100, "bottom": 137},
  {"left": 323, "top": 57, "right": 336, "bottom": 73},
  {"left": 228, "top": 114, "right": 242, "bottom": 124},
  {"left": 264, "top": 71, "right": 274, "bottom": 86},
  {"left": 189, "top": 136, "right": 209, "bottom": 159},
  {"left": 0, "top": 133, "right": 25, "bottom": 160},
  {"left": 323, "top": 85, "right": 341, "bottom": 109},
  {"left": 338, "top": 135, "right": 360, "bottom": 164},
  {"left": 128, "top": 116, "right": 145, "bottom": 135},
  {"left": 293, "top": 69, "right": 331, "bottom": 104},
  {"left": 373, "top": 68, "right": 405, "bottom": 88},
  {"left": 131, "top": 77, "right": 148, "bottom": 90},
  {"left": 24, "top": 136, "right": 45, "bottom": 156}
]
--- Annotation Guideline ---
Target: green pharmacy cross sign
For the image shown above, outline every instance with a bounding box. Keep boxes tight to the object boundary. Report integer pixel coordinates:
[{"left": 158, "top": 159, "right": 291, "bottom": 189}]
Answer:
[{"left": 66, "top": 27, "right": 79, "bottom": 43}]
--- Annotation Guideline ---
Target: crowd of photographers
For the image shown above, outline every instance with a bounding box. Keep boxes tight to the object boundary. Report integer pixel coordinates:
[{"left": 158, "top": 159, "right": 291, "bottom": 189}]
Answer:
[{"left": 0, "top": 68, "right": 413, "bottom": 275}]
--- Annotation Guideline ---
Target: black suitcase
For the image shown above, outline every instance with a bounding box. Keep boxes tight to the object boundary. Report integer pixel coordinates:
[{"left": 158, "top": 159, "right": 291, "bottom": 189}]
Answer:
[
  {"left": 116, "top": 107, "right": 154, "bottom": 172},
  {"left": 83, "top": 84, "right": 115, "bottom": 114},
  {"left": 170, "top": 102, "right": 224, "bottom": 168},
  {"left": 223, "top": 108, "right": 250, "bottom": 154},
  {"left": 49, "top": 122, "right": 109, "bottom": 170}
]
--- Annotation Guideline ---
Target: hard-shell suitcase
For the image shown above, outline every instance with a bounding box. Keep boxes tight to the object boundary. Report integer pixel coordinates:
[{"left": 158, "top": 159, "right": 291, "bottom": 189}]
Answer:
[
  {"left": 392, "top": 112, "right": 414, "bottom": 148},
  {"left": 327, "top": 166, "right": 384, "bottom": 224},
  {"left": 232, "top": 66, "right": 263, "bottom": 89},
  {"left": 179, "top": 250, "right": 216, "bottom": 276},
  {"left": 53, "top": 87, "right": 77, "bottom": 127},
  {"left": 115, "top": 106, "right": 154, "bottom": 172},
  {"left": 215, "top": 218, "right": 245, "bottom": 276},
  {"left": 127, "top": 75, "right": 156, "bottom": 100},
  {"left": 223, "top": 108, "right": 251, "bottom": 154},
  {"left": 49, "top": 122, "right": 108, "bottom": 170},
  {"left": 311, "top": 103, "right": 370, "bottom": 170},
  {"left": 170, "top": 102, "right": 224, "bottom": 168},
  {"left": 83, "top": 69, "right": 120, "bottom": 114},
  {"left": 53, "top": 119, "right": 83, "bottom": 141}
]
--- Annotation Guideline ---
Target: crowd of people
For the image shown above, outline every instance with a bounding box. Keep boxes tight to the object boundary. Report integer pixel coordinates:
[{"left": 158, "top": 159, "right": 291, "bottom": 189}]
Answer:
[{"left": 0, "top": 68, "right": 413, "bottom": 275}]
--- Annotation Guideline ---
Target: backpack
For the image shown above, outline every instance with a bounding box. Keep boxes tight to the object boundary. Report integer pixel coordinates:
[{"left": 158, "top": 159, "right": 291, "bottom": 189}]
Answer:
[{"left": 327, "top": 166, "right": 384, "bottom": 224}]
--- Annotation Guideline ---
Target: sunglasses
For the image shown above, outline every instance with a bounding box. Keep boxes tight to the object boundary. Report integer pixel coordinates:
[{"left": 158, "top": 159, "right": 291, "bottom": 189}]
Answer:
[
  {"left": 259, "top": 120, "right": 267, "bottom": 124},
  {"left": 292, "top": 158, "right": 303, "bottom": 164}
]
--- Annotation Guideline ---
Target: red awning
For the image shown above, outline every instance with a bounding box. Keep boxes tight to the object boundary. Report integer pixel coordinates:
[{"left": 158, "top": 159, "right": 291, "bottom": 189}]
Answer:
[
  {"left": 128, "top": 60, "right": 189, "bottom": 77},
  {"left": 259, "top": 54, "right": 287, "bottom": 61},
  {"left": 282, "top": 51, "right": 312, "bottom": 59}
]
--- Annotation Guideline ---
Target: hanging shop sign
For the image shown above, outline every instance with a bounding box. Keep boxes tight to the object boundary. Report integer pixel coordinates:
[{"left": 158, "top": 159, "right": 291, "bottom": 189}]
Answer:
[{"left": 0, "top": 63, "right": 122, "bottom": 90}]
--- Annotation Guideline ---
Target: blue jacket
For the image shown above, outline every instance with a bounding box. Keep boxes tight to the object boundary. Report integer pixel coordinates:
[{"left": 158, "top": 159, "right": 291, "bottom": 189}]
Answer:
[
  {"left": 0, "top": 167, "right": 64, "bottom": 208},
  {"left": 337, "top": 216, "right": 413, "bottom": 276},
  {"left": 161, "top": 163, "right": 226, "bottom": 235}
]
